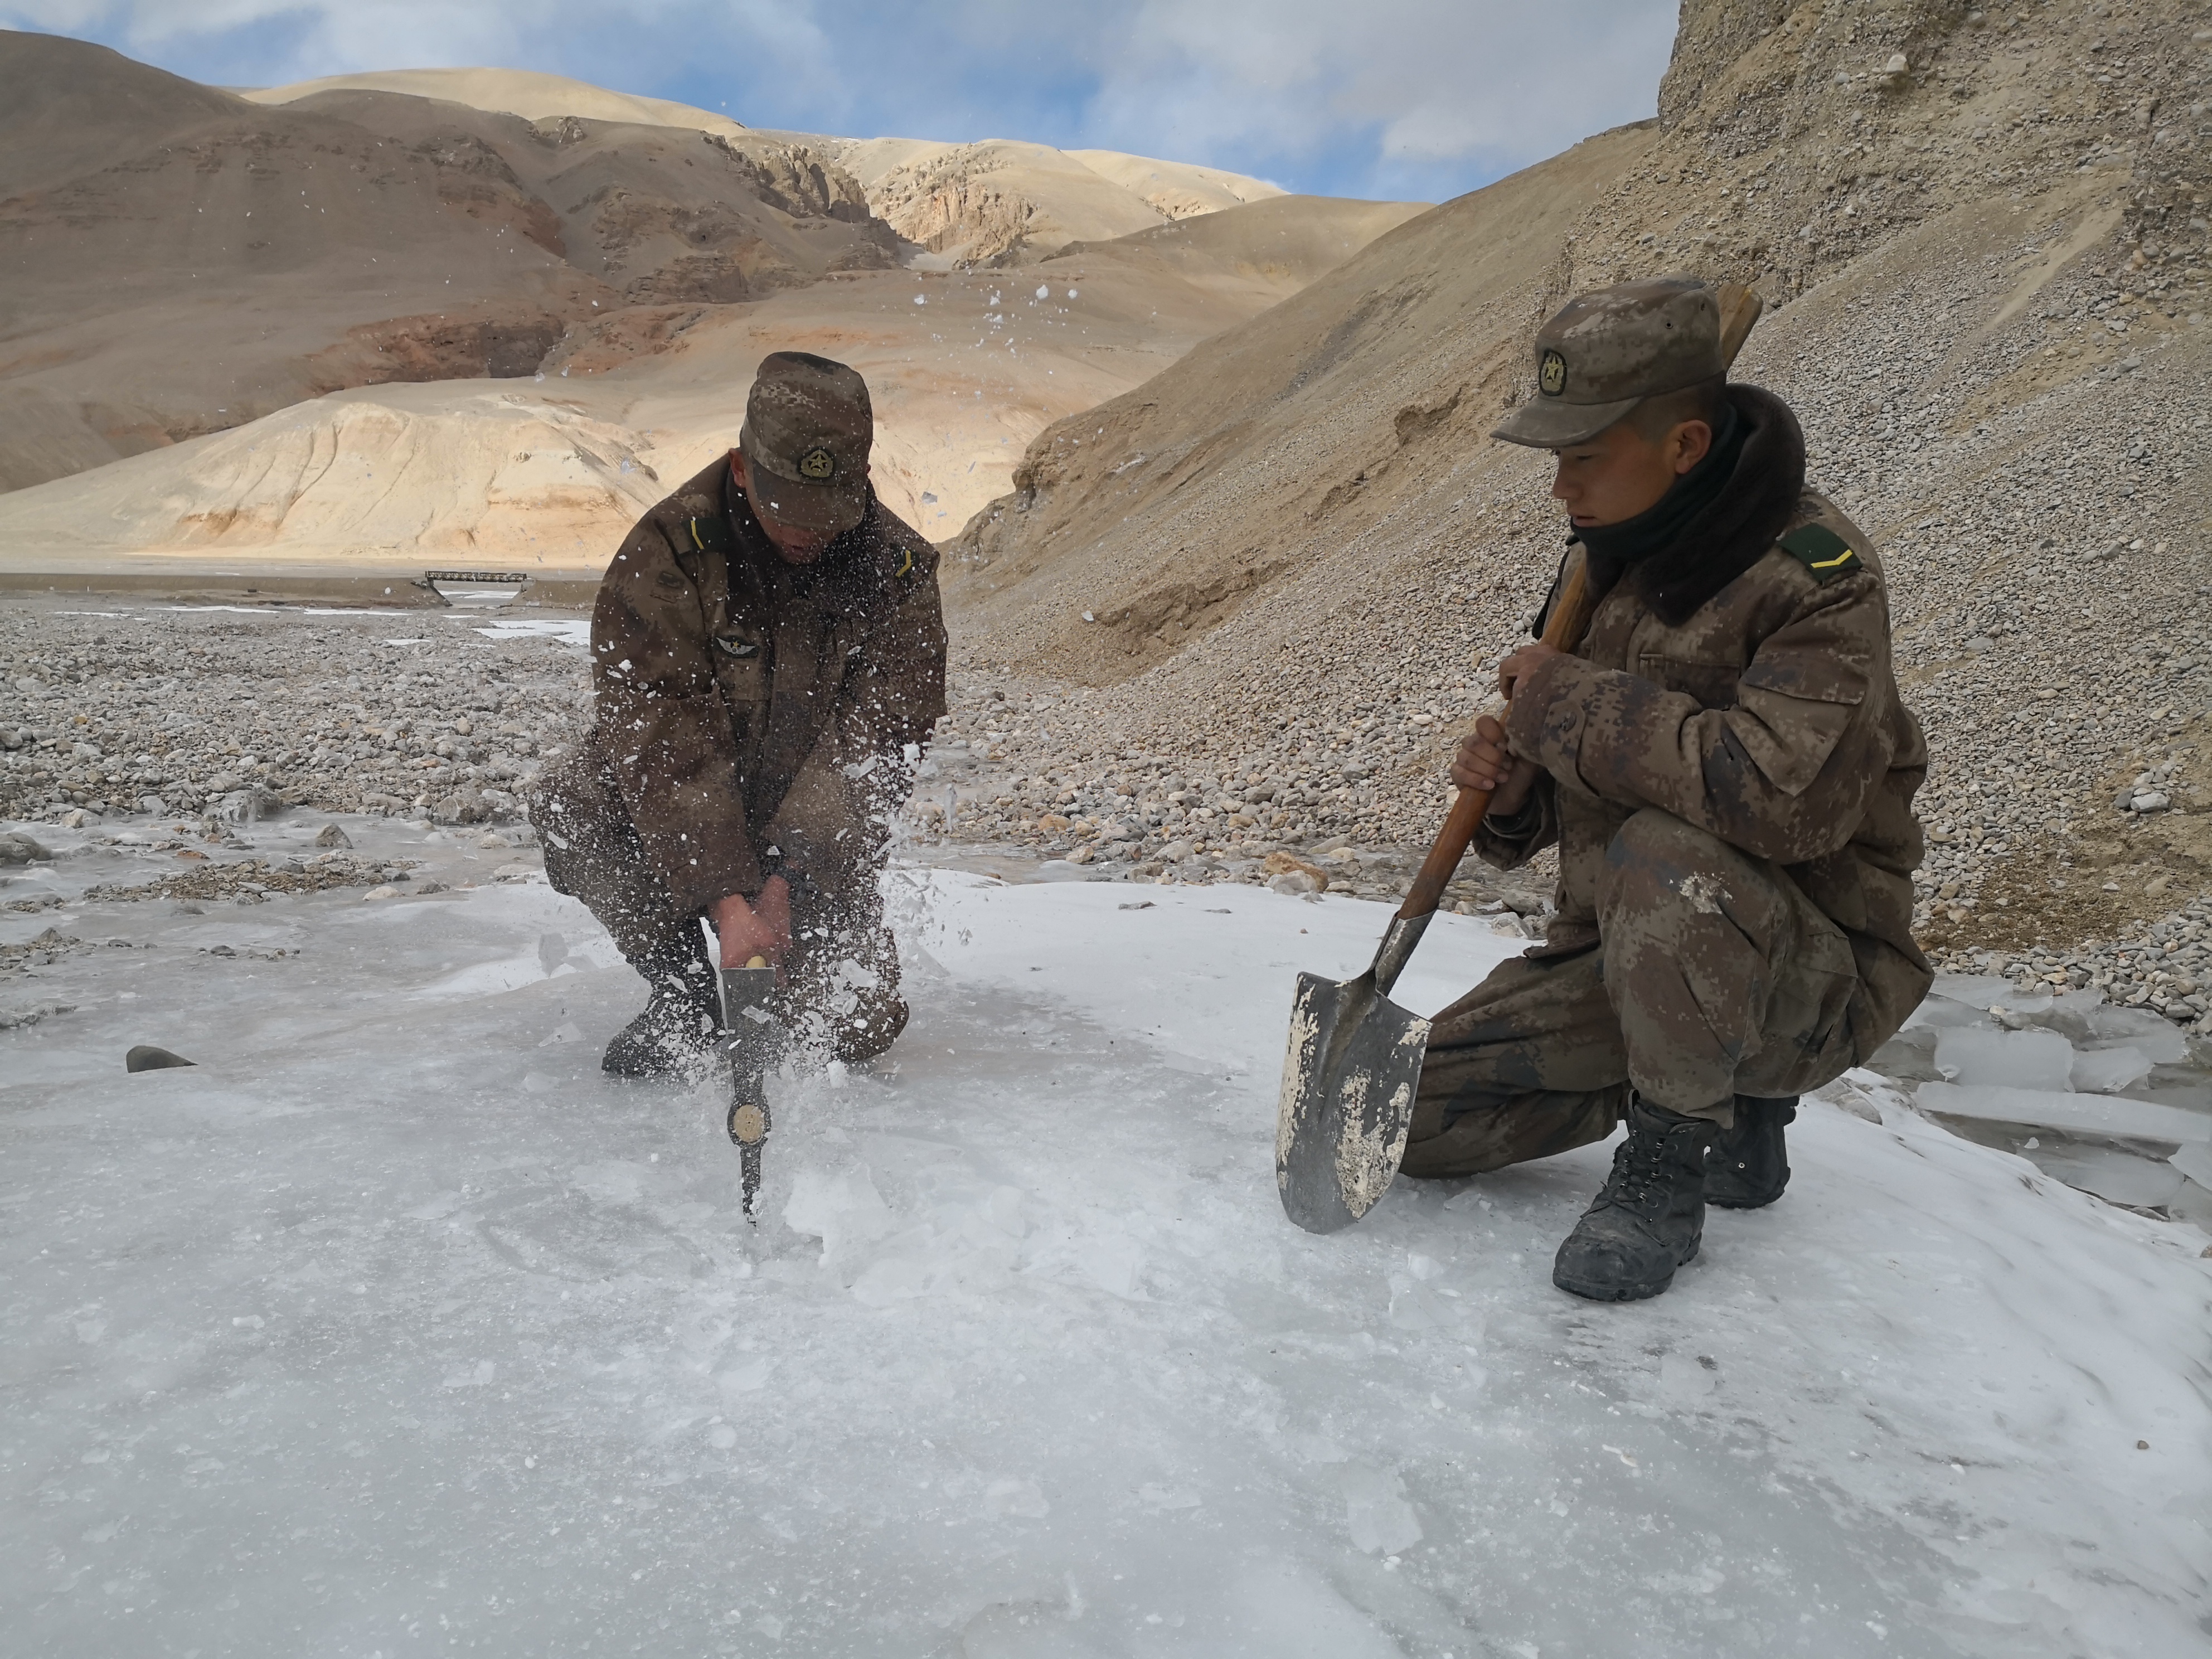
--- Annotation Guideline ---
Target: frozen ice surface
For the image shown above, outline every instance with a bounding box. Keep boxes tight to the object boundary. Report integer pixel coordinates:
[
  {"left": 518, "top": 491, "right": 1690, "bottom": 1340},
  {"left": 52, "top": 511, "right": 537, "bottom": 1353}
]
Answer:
[
  {"left": 1932, "top": 1027, "right": 2075, "bottom": 1090},
  {"left": 469, "top": 617, "right": 592, "bottom": 647},
  {"left": 3, "top": 852, "right": 2210, "bottom": 1657},
  {"left": 1915, "top": 1081, "right": 2212, "bottom": 1143},
  {"left": 2086, "top": 1012, "right": 2192, "bottom": 1066}
]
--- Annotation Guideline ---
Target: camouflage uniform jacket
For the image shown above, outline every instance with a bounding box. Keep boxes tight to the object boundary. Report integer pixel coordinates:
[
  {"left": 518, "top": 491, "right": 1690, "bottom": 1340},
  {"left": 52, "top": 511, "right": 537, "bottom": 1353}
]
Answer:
[
  {"left": 582, "top": 455, "right": 946, "bottom": 914},
  {"left": 1478, "top": 389, "right": 1931, "bottom": 1052}
]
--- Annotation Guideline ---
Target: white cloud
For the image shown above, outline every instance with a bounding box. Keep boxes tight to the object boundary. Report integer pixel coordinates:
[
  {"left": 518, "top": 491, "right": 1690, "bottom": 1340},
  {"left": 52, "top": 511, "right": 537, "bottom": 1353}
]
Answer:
[
  {"left": 1093, "top": 0, "right": 1675, "bottom": 177},
  {"left": 0, "top": 0, "right": 1681, "bottom": 198}
]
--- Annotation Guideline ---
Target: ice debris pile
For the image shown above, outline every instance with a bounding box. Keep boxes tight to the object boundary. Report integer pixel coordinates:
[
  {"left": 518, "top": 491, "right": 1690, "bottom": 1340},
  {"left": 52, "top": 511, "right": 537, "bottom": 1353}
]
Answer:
[
  {"left": 1873, "top": 973, "right": 2211, "bottom": 1221},
  {"left": 1933, "top": 887, "right": 2212, "bottom": 1034}
]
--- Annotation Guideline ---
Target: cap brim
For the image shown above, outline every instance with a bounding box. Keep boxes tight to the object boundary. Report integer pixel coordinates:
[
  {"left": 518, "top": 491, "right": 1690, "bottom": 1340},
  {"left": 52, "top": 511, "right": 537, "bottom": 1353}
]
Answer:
[{"left": 1491, "top": 393, "right": 1642, "bottom": 449}]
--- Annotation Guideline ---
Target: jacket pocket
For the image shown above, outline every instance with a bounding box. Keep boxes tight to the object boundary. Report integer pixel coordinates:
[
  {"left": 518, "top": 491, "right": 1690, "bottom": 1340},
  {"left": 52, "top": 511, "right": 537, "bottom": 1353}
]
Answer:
[
  {"left": 1634, "top": 653, "right": 1743, "bottom": 711},
  {"left": 714, "top": 655, "right": 769, "bottom": 706}
]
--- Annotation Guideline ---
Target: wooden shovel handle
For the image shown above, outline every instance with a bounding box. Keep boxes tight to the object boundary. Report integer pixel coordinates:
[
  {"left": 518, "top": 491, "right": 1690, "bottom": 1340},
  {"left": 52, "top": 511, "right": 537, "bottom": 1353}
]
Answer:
[
  {"left": 1715, "top": 282, "right": 1765, "bottom": 373},
  {"left": 1396, "top": 552, "right": 1599, "bottom": 921},
  {"left": 1393, "top": 281, "right": 1763, "bottom": 926}
]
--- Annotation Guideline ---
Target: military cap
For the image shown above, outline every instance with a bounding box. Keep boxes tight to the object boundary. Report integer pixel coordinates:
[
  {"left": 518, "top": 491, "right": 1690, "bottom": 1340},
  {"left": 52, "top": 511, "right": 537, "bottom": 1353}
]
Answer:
[
  {"left": 1493, "top": 278, "right": 1725, "bottom": 449},
  {"left": 739, "top": 351, "right": 874, "bottom": 535}
]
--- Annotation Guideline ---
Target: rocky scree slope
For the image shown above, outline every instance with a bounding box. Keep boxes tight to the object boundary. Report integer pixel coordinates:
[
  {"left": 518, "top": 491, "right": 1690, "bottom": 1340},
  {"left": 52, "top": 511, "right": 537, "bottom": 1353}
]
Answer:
[{"left": 928, "top": 0, "right": 2212, "bottom": 999}]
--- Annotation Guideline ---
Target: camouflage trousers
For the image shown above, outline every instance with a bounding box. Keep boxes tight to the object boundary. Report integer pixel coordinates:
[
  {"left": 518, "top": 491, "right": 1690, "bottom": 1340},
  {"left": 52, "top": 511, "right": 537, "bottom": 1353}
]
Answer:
[
  {"left": 528, "top": 754, "right": 907, "bottom": 1062},
  {"left": 1402, "top": 807, "right": 1865, "bottom": 1179}
]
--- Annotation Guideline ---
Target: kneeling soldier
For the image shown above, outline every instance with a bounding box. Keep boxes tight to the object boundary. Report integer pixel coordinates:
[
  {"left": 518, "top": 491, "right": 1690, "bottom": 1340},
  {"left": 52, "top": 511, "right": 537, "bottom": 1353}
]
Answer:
[
  {"left": 1408, "top": 280, "right": 1929, "bottom": 1300},
  {"left": 532, "top": 352, "right": 946, "bottom": 1076}
]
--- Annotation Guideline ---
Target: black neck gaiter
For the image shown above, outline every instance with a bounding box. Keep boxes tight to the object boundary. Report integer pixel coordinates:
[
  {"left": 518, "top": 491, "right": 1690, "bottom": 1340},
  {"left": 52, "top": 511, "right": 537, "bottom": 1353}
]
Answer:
[{"left": 1573, "top": 399, "right": 1747, "bottom": 596}]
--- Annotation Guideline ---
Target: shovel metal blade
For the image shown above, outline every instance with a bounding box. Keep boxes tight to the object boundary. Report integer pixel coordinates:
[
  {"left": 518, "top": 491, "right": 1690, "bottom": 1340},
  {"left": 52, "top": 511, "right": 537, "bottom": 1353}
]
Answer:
[{"left": 1275, "top": 968, "right": 1432, "bottom": 1234}]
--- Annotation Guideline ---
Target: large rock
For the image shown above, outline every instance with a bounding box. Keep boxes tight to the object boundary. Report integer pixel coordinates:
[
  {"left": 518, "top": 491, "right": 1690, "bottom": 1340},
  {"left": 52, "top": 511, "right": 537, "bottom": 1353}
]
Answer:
[
  {"left": 432, "top": 789, "right": 492, "bottom": 826},
  {"left": 125, "top": 1045, "right": 195, "bottom": 1073},
  {"left": 0, "top": 831, "right": 52, "bottom": 864},
  {"left": 216, "top": 787, "right": 285, "bottom": 824}
]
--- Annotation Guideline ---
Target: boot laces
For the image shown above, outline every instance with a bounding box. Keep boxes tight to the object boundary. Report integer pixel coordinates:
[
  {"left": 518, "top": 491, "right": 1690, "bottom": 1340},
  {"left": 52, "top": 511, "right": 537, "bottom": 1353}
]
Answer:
[{"left": 1597, "top": 1120, "right": 1694, "bottom": 1216}]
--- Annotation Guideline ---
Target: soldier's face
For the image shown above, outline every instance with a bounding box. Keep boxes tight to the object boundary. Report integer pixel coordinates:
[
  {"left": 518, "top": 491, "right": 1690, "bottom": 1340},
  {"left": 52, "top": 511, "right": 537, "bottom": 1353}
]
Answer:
[
  {"left": 735, "top": 450, "right": 838, "bottom": 564},
  {"left": 1549, "top": 419, "right": 1711, "bottom": 528}
]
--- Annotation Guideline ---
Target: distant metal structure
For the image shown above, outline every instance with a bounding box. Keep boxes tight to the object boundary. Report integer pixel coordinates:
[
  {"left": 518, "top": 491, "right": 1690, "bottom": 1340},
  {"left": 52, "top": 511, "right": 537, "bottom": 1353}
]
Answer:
[{"left": 418, "top": 570, "right": 532, "bottom": 610}]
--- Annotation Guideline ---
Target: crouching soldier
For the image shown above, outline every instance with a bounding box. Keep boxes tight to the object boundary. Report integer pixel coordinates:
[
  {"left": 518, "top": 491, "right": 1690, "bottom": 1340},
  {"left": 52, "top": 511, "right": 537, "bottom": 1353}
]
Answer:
[
  {"left": 531, "top": 352, "right": 946, "bottom": 1077},
  {"left": 1405, "top": 279, "right": 1930, "bottom": 1300}
]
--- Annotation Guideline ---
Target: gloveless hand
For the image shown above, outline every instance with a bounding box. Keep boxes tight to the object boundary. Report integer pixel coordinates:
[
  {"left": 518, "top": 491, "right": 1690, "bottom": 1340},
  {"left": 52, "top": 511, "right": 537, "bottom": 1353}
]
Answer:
[
  {"left": 1496, "top": 641, "right": 1562, "bottom": 702},
  {"left": 712, "top": 875, "right": 792, "bottom": 970},
  {"left": 1450, "top": 715, "right": 1541, "bottom": 820}
]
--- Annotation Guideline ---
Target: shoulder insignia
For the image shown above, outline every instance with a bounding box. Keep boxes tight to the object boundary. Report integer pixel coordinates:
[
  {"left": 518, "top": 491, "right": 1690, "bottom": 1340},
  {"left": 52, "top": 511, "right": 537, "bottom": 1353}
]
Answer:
[
  {"left": 1777, "top": 523, "right": 1863, "bottom": 584},
  {"left": 892, "top": 545, "right": 915, "bottom": 580},
  {"left": 685, "top": 515, "right": 736, "bottom": 555}
]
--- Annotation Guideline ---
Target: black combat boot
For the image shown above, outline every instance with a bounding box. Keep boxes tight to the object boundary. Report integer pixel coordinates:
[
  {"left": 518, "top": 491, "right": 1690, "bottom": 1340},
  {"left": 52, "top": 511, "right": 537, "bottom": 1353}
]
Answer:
[
  {"left": 603, "top": 930, "right": 721, "bottom": 1079},
  {"left": 831, "top": 990, "right": 909, "bottom": 1065},
  {"left": 1552, "top": 1095, "right": 1718, "bottom": 1302},
  {"left": 1705, "top": 1095, "right": 1797, "bottom": 1210}
]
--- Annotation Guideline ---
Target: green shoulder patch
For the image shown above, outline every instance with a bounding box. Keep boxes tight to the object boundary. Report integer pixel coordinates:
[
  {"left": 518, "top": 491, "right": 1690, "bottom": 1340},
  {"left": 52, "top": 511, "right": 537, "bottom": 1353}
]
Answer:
[{"left": 1777, "top": 522, "right": 1863, "bottom": 584}]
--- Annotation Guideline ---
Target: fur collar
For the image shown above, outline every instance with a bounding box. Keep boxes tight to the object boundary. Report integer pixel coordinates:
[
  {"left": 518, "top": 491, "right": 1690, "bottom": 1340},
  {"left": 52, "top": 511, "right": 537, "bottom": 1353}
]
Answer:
[{"left": 1584, "top": 385, "right": 1808, "bottom": 627}]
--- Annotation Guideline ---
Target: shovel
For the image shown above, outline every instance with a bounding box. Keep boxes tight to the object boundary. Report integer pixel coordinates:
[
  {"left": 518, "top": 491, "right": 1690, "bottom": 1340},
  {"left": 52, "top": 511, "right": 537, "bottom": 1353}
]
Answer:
[
  {"left": 717, "top": 955, "right": 780, "bottom": 1220},
  {"left": 1273, "top": 281, "right": 1764, "bottom": 1234},
  {"left": 1273, "top": 555, "right": 1598, "bottom": 1232}
]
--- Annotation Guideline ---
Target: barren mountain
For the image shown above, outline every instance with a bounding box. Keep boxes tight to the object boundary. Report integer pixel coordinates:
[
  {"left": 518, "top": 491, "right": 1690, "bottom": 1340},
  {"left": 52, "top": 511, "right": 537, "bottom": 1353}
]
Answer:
[
  {"left": 0, "top": 30, "right": 1364, "bottom": 541},
  {"left": 0, "top": 32, "right": 899, "bottom": 493},
  {"left": 828, "top": 136, "right": 1283, "bottom": 265},
  {"left": 0, "top": 193, "right": 1422, "bottom": 569},
  {"left": 247, "top": 65, "right": 1287, "bottom": 268},
  {"left": 937, "top": 0, "right": 2211, "bottom": 968},
  {"left": 243, "top": 65, "right": 751, "bottom": 139}
]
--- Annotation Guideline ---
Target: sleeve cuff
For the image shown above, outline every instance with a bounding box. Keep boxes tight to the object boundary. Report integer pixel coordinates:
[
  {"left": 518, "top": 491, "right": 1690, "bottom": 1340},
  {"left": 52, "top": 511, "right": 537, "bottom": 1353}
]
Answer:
[
  {"left": 1502, "top": 650, "right": 1604, "bottom": 778},
  {"left": 1482, "top": 797, "right": 1543, "bottom": 839}
]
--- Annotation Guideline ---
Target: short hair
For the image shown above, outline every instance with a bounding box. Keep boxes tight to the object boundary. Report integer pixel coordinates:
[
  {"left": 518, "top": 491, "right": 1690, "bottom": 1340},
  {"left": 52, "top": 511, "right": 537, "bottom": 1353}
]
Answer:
[{"left": 1627, "top": 375, "right": 1726, "bottom": 444}]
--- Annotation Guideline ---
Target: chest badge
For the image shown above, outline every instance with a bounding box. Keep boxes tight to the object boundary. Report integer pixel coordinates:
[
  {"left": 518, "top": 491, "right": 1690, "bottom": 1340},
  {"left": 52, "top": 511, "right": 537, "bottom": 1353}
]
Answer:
[
  {"left": 798, "top": 447, "right": 837, "bottom": 481},
  {"left": 1539, "top": 349, "right": 1567, "bottom": 397},
  {"left": 714, "top": 631, "right": 762, "bottom": 659}
]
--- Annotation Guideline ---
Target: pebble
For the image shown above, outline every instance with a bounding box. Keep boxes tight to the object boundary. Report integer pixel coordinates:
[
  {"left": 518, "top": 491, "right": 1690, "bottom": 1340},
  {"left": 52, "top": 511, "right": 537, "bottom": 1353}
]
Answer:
[{"left": 1935, "top": 890, "right": 2212, "bottom": 1035}]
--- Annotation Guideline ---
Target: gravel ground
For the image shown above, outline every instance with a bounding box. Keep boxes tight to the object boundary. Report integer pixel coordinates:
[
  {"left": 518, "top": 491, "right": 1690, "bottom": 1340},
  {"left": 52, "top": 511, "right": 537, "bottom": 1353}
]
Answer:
[
  {"left": 5, "top": 590, "right": 2206, "bottom": 1036},
  {"left": 0, "top": 600, "right": 591, "bottom": 829}
]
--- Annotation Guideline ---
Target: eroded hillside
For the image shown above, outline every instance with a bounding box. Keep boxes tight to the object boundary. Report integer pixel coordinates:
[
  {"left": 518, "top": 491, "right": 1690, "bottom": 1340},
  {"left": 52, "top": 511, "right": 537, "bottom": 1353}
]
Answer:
[{"left": 935, "top": 0, "right": 2211, "bottom": 969}]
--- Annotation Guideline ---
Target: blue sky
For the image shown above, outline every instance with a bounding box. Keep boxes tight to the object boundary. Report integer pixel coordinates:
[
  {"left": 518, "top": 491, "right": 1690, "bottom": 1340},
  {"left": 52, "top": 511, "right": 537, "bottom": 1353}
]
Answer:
[{"left": 2, "top": 1, "right": 1680, "bottom": 203}]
